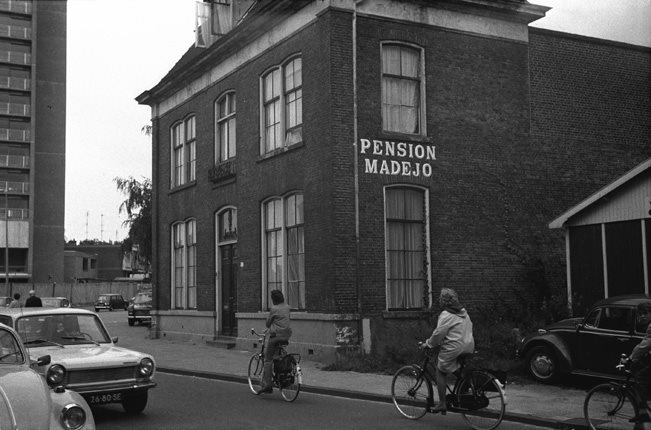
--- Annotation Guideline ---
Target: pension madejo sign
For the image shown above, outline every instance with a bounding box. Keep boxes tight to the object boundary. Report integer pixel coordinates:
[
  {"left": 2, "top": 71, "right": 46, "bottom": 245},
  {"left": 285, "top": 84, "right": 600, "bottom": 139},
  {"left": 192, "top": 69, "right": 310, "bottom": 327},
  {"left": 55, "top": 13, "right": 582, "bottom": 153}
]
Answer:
[{"left": 360, "top": 138, "right": 436, "bottom": 177}]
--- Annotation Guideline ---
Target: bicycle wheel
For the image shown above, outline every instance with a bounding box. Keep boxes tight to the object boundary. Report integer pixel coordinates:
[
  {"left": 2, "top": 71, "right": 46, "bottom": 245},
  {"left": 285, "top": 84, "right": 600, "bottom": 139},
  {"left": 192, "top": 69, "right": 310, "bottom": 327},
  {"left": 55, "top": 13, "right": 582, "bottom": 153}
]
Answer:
[
  {"left": 280, "top": 362, "right": 301, "bottom": 402},
  {"left": 247, "top": 354, "right": 264, "bottom": 394},
  {"left": 584, "top": 383, "right": 638, "bottom": 430},
  {"left": 457, "top": 370, "right": 505, "bottom": 430},
  {"left": 391, "top": 365, "right": 432, "bottom": 420}
]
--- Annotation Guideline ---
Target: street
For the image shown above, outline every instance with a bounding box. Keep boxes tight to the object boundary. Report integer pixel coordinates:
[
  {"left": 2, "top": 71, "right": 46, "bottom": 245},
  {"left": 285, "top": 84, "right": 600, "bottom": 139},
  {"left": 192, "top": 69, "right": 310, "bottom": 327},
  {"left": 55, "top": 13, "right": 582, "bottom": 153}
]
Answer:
[{"left": 93, "top": 310, "right": 556, "bottom": 430}]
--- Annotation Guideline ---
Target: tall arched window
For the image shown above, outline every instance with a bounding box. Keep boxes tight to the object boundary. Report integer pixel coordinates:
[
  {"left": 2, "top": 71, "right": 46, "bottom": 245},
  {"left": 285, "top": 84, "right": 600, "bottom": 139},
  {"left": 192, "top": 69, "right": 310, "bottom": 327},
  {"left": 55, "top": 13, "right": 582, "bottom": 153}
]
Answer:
[
  {"left": 215, "top": 92, "right": 236, "bottom": 162},
  {"left": 170, "top": 115, "right": 196, "bottom": 187},
  {"left": 171, "top": 219, "right": 197, "bottom": 309}
]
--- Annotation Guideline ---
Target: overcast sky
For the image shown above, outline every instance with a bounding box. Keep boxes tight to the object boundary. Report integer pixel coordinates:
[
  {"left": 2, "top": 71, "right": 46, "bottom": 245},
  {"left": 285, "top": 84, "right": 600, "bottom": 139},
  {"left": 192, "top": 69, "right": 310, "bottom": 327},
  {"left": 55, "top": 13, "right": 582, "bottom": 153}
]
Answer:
[{"left": 64, "top": 0, "right": 651, "bottom": 242}]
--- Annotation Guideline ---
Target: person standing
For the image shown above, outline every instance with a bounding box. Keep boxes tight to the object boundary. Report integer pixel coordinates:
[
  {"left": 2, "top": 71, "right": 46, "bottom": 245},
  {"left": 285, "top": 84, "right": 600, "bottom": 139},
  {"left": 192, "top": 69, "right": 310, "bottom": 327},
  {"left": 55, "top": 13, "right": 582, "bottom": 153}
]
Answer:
[
  {"left": 8, "top": 293, "right": 21, "bottom": 308},
  {"left": 421, "top": 288, "right": 475, "bottom": 413},
  {"left": 259, "top": 289, "right": 292, "bottom": 394},
  {"left": 25, "top": 290, "right": 42, "bottom": 307}
]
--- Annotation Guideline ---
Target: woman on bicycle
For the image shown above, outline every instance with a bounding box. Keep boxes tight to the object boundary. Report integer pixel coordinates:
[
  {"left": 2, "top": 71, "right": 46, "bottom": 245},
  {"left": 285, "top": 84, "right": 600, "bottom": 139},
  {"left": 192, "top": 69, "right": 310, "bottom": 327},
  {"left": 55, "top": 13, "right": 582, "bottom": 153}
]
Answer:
[
  {"left": 422, "top": 288, "right": 474, "bottom": 413},
  {"left": 259, "top": 289, "right": 292, "bottom": 394}
]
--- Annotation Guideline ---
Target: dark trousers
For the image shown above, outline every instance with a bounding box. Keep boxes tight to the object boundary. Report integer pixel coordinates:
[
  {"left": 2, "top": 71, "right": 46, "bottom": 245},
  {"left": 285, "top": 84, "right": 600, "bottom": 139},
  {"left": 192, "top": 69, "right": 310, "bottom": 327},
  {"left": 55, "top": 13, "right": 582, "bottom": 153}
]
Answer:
[{"left": 262, "top": 336, "right": 290, "bottom": 388}]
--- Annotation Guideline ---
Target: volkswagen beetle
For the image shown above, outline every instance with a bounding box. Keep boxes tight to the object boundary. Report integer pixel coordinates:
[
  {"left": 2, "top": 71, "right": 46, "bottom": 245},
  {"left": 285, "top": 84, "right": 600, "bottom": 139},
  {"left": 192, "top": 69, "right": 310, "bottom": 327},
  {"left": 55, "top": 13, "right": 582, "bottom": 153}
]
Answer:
[
  {"left": 517, "top": 294, "right": 650, "bottom": 383},
  {"left": 0, "top": 322, "right": 95, "bottom": 429}
]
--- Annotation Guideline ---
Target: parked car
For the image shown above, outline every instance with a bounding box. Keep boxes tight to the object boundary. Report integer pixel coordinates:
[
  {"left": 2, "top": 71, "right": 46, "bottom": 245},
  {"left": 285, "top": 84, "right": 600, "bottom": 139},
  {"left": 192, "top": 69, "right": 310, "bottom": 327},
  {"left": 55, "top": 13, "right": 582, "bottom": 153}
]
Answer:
[
  {"left": 128, "top": 292, "right": 152, "bottom": 326},
  {"left": 0, "top": 296, "right": 11, "bottom": 307},
  {"left": 41, "top": 297, "right": 71, "bottom": 308},
  {"left": 517, "top": 294, "right": 651, "bottom": 383},
  {"left": 0, "top": 307, "right": 156, "bottom": 413},
  {"left": 0, "top": 322, "right": 96, "bottom": 429},
  {"left": 94, "top": 293, "right": 127, "bottom": 312}
]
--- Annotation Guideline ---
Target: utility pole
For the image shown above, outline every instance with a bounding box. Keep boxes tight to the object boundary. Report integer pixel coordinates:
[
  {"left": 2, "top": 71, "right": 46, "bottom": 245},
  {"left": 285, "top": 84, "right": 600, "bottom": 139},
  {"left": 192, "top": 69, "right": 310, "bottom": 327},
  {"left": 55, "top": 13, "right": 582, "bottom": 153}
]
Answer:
[{"left": 4, "top": 183, "right": 8, "bottom": 289}]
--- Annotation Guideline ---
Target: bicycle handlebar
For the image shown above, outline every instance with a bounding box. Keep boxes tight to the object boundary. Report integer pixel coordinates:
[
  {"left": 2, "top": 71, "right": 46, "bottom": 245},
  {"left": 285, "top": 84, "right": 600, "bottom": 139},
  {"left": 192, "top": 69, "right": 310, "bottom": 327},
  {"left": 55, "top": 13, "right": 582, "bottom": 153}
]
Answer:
[{"left": 251, "top": 328, "right": 269, "bottom": 337}]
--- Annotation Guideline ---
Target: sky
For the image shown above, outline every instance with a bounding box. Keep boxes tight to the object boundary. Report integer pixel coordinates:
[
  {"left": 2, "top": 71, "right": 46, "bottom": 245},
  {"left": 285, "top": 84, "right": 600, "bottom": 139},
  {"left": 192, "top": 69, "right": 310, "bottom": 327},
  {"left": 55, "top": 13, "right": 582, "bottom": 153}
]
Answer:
[{"left": 63, "top": 0, "right": 651, "bottom": 243}]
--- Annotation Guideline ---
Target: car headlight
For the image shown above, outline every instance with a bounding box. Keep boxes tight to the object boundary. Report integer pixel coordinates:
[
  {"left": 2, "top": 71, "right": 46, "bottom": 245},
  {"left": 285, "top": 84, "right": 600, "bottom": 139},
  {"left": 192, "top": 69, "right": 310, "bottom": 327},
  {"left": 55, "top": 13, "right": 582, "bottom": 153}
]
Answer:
[
  {"left": 47, "top": 364, "right": 66, "bottom": 386},
  {"left": 60, "top": 403, "right": 86, "bottom": 430},
  {"left": 138, "top": 357, "right": 154, "bottom": 377}
]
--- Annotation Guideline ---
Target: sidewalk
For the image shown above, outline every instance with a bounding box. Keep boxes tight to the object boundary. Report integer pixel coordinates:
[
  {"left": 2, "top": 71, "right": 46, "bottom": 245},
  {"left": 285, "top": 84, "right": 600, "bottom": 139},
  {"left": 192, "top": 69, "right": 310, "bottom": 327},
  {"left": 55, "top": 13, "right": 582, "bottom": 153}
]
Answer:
[{"left": 117, "top": 331, "right": 589, "bottom": 430}]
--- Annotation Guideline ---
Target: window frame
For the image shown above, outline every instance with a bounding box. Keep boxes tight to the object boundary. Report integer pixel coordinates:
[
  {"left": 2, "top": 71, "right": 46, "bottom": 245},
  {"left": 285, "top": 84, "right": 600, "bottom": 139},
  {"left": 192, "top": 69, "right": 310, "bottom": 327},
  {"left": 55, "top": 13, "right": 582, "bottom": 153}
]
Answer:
[
  {"left": 380, "top": 42, "right": 426, "bottom": 136},
  {"left": 261, "top": 192, "right": 305, "bottom": 310},
  {"left": 215, "top": 91, "right": 236, "bottom": 163},
  {"left": 170, "top": 115, "right": 197, "bottom": 188},
  {"left": 259, "top": 55, "right": 303, "bottom": 155},
  {"left": 384, "top": 185, "right": 431, "bottom": 310},
  {"left": 171, "top": 218, "right": 197, "bottom": 310}
]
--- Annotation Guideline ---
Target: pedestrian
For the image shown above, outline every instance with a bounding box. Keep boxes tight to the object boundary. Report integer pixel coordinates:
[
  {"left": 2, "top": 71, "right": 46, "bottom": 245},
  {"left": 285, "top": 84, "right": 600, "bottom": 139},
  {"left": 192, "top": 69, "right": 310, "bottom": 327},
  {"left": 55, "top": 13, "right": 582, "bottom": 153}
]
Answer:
[
  {"left": 259, "top": 289, "right": 292, "bottom": 394},
  {"left": 25, "top": 290, "right": 42, "bottom": 307},
  {"left": 629, "top": 301, "right": 651, "bottom": 424},
  {"left": 421, "top": 288, "right": 475, "bottom": 414},
  {"left": 8, "top": 293, "right": 21, "bottom": 308}
]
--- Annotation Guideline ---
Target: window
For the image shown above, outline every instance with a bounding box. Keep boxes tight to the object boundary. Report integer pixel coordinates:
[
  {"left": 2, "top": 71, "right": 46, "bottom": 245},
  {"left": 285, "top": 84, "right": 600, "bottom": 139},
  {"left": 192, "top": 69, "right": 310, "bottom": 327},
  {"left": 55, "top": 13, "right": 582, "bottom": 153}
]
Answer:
[
  {"left": 172, "top": 219, "right": 197, "bottom": 309},
  {"left": 215, "top": 92, "right": 236, "bottom": 162},
  {"left": 385, "top": 186, "right": 428, "bottom": 309},
  {"left": 262, "top": 193, "right": 305, "bottom": 309},
  {"left": 585, "top": 306, "right": 633, "bottom": 333},
  {"left": 261, "top": 56, "right": 302, "bottom": 154},
  {"left": 381, "top": 43, "right": 425, "bottom": 135},
  {"left": 170, "top": 115, "right": 196, "bottom": 187}
]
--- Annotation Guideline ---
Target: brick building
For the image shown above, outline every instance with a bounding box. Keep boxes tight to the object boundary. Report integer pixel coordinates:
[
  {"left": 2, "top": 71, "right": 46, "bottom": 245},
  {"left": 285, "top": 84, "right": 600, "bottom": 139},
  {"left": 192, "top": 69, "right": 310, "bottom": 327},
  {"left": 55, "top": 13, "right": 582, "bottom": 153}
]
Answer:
[{"left": 137, "top": 0, "right": 651, "bottom": 361}]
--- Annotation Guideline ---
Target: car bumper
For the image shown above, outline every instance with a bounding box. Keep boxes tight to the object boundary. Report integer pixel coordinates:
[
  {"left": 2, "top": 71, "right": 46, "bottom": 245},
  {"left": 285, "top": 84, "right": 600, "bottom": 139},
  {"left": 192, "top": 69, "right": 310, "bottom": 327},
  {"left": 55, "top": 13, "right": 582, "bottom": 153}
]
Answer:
[{"left": 71, "top": 380, "right": 157, "bottom": 396}]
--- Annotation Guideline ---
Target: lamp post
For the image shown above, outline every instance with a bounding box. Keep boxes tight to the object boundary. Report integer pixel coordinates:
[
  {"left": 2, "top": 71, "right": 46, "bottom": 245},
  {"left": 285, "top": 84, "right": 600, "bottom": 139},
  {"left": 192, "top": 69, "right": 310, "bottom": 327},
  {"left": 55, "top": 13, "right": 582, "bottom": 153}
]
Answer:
[{"left": 4, "top": 182, "right": 8, "bottom": 289}]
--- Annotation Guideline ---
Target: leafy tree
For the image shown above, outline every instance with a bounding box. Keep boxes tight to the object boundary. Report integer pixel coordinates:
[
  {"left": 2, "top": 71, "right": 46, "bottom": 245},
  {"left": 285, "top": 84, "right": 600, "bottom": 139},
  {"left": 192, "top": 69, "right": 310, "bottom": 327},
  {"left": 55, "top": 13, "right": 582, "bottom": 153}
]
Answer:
[{"left": 114, "top": 176, "right": 152, "bottom": 269}]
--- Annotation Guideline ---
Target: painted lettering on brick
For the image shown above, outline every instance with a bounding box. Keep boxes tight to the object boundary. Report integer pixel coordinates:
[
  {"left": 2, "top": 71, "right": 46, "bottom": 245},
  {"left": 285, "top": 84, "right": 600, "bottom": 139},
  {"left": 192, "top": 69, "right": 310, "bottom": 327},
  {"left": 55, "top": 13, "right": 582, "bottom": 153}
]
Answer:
[{"left": 360, "top": 138, "right": 435, "bottom": 177}]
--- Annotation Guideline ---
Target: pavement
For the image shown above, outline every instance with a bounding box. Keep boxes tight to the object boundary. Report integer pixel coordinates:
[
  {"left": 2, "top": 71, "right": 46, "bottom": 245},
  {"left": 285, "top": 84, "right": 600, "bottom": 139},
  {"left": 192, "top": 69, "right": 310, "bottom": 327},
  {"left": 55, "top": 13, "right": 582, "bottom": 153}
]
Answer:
[{"left": 115, "top": 327, "right": 591, "bottom": 430}]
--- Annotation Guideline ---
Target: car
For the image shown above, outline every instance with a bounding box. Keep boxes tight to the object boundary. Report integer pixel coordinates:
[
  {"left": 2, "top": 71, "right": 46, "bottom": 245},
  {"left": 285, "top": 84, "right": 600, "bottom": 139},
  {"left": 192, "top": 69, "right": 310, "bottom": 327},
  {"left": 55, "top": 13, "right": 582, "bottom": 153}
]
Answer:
[
  {"left": 128, "top": 292, "right": 152, "bottom": 326},
  {"left": 517, "top": 294, "right": 651, "bottom": 383},
  {"left": 41, "top": 297, "right": 71, "bottom": 308},
  {"left": 0, "top": 322, "right": 96, "bottom": 429},
  {"left": 0, "top": 307, "right": 156, "bottom": 413},
  {"left": 94, "top": 293, "right": 127, "bottom": 312},
  {"left": 0, "top": 296, "right": 11, "bottom": 307}
]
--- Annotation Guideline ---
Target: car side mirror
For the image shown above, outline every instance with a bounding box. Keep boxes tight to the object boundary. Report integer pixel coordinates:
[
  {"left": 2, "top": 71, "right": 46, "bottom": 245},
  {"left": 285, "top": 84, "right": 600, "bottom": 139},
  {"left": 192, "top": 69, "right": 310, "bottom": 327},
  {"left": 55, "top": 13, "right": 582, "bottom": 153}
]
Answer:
[
  {"left": 112, "top": 336, "right": 118, "bottom": 344},
  {"left": 36, "top": 355, "right": 51, "bottom": 366}
]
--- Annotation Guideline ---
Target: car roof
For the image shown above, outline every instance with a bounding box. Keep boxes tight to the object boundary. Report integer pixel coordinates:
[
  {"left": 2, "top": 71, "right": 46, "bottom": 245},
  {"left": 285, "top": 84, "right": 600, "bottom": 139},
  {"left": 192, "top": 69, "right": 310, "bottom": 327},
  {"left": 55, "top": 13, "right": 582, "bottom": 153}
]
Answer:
[
  {"left": 593, "top": 294, "right": 651, "bottom": 307},
  {"left": 40, "top": 297, "right": 67, "bottom": 300},
  {"left": 0, "top": 307, "right": 95, "bottom": 319}
]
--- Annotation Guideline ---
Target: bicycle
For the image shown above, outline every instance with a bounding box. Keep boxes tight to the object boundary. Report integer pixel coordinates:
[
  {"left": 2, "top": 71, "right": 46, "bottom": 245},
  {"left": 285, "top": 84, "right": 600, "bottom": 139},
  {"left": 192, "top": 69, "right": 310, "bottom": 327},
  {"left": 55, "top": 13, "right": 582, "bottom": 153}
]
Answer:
[
  {"left": 584, "top": 354, "right": 651, "bottom": 430},
  {"left": 391, "top": 343, "right": 506, "bottom": 430},
  {"left": 247, "top": 328, "right": 302, "bottom": 402}
]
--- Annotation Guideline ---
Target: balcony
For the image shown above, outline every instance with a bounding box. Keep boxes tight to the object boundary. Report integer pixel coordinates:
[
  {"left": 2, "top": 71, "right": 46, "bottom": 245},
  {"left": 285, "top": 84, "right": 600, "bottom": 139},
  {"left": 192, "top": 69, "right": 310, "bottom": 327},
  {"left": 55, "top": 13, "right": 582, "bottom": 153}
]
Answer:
[
  {"left": 208, "top": 159, "right": 236, "bottom": 184},
  {"left": 0, "top": 24, "right": 31, "bottom": 40},
  {"left": 0, "top": 102, "right": 30, "bottom": 117},
  {"left": 0, "top": 154, "right": 28, "bottom": 168},
  {"left": 0, "top": 0, "right": 32, "bottom": 15},
  {"left": 0, "top": 50, "right": 31, "bottom": 65},
  {"left": 0, "top": 207, "right": 28, "bottom": 219},
  {"left": 0, "top": 128, "right": 29, "bottom": 142},
  {"left": 0, "top": 76, "right": 29, "bottom": 91},
  {"left": 0, "top": 180, "right": 29, "bottom": 194}
]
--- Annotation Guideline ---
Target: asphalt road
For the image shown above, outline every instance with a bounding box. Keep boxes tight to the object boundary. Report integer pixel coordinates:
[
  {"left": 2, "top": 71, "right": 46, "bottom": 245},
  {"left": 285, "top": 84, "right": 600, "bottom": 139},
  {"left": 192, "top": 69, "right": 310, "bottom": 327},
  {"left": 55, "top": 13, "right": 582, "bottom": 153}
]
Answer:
[{"left": 94, "top": 310, "right": 555, "bottom": 430}]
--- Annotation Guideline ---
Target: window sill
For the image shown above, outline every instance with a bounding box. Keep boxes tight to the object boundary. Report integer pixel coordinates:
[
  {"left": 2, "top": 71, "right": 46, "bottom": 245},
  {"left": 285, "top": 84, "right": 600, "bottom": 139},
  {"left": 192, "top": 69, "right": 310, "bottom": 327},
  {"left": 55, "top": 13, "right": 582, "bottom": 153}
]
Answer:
[
  {"left": 257, "top": 141, "right": 305, "bottom": 162},
  {"left": 382, "top": 310, "right": 432, "bottom": 319},
  {"left": 379, "top": 132, "right": 433, "bottom": 143},
  {"left": 168, "top": 180, "right": 196, "bottom": 194}
]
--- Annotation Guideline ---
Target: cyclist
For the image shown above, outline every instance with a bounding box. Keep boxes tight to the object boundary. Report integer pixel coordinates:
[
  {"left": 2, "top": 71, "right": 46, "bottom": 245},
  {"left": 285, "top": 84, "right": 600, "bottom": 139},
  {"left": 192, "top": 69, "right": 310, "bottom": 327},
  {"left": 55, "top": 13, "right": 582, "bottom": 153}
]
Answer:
[
  {"left": 630, "top": 301, "right": 651, "bottom": 424},
  {"left": 259, "top": 289, "right": 292, "bottom": 394},
  {"left": 421, "top": 288, "right": 474, "bottom": 413}
]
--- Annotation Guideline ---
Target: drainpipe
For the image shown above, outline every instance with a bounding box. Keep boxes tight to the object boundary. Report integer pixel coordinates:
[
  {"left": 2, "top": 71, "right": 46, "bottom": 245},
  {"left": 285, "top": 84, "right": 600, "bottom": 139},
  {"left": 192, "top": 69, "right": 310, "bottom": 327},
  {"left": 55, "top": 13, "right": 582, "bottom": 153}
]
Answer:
[{"left": 352, "top": 0, "right": 366, "bottom": 353}]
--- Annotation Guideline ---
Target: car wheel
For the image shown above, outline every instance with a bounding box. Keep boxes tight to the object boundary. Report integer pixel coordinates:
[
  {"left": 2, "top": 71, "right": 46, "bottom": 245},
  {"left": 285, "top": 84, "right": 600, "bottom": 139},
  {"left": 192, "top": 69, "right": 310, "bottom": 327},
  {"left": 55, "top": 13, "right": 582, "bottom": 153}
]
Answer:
[
  {"left": 128, "top": 318, "right": 135, "bottom": 326},
  {"left": 94, "top": 308, "right": 99, "bottom": 312},
  {"left": 526, "top": 345, "right": 559, "bottom": 383},
  {"left": 122, "top": 392, "right": 148, "bottom": 414}
]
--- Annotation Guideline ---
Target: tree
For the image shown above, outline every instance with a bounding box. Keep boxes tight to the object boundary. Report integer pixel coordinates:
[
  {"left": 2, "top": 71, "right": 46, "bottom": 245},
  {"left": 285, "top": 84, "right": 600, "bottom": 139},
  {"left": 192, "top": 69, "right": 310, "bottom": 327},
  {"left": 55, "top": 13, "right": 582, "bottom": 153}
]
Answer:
[{"left": 115, "top": 176, "right": 152, "bottom": 269}]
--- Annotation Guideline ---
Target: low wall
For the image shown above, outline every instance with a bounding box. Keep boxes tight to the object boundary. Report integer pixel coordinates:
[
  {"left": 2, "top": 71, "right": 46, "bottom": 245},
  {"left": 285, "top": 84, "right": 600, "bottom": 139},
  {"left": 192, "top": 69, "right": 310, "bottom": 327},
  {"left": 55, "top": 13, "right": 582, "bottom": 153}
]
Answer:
[{"left": 0, "top": 282, "right": 150, "bottom": 306}]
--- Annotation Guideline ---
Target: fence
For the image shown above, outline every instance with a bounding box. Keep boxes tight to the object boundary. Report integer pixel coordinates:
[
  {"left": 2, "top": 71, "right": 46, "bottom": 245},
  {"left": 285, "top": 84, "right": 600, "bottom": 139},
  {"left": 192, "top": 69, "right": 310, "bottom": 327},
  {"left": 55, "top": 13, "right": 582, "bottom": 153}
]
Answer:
[{"left": 0, "top": 282, "right": 151, "bottom": 306}]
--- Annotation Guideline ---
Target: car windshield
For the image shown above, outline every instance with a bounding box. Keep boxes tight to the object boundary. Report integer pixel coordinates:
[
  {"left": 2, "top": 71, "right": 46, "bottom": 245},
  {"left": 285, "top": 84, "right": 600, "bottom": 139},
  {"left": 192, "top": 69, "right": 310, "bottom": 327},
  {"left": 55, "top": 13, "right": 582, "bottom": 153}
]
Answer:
[
  {"left": 42, "top": 298, "right": 66, "bottom": 307},
  {"left": 0, "top": 328, "right": 25, "bottom": 364},
  {"left": 134, "top": 294, "right": 151, "bottom": 305},
  {"left": 15, "top": 314, "right": 111, "bottom": 346},
  {"left": 98, "top": 296, "right": 111, "bottom": 303}
]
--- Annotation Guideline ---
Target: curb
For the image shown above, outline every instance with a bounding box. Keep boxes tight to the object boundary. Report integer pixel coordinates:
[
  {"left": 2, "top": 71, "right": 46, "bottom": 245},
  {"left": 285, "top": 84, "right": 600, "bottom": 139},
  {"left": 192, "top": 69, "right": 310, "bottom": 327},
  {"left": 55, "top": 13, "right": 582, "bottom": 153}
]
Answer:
[{"left": 158, "top": 366, "right": 582, "bottom": 429}]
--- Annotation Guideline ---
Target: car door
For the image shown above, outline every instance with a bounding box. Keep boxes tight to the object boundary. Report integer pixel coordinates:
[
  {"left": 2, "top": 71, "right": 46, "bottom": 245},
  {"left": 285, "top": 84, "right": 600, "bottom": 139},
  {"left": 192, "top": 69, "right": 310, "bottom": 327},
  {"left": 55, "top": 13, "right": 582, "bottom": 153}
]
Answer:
[{"left": 573, "top": 305, "right": 636, "bottom": 374}]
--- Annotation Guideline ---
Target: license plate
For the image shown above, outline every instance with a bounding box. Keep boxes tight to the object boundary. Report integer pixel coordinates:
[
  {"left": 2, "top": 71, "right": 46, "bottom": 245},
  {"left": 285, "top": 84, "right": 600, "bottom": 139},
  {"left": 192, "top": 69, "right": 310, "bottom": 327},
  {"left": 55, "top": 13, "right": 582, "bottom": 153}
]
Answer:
[{"left": 88, "top": 392, "right": 122, "bottom": 405}]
